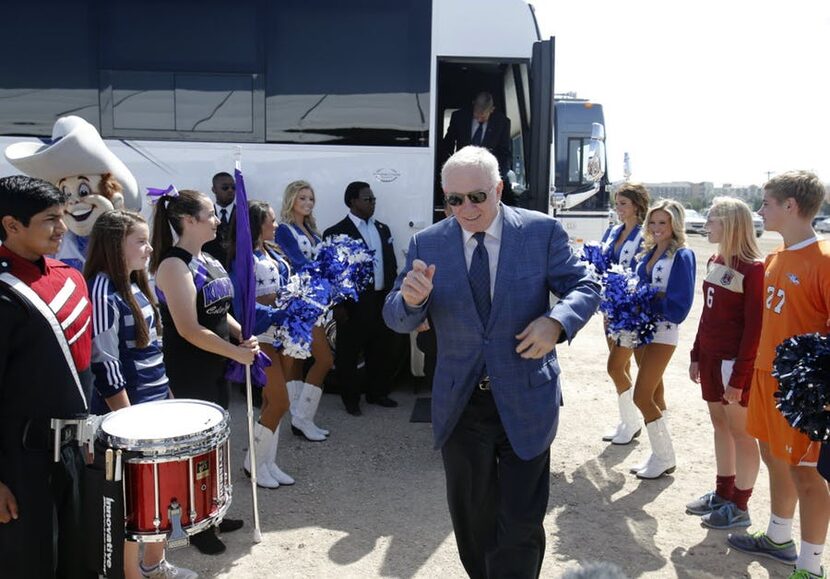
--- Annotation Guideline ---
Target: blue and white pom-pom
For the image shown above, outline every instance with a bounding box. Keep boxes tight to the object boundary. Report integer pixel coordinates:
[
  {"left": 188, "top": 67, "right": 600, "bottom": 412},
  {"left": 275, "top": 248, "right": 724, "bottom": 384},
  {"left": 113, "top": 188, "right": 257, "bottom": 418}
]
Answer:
[
  {"left": 306, "top": 234, "right": 375, "bottom": 305},
  {"left": 271, "top": 272, "right": 332, "bottom": 359},
  {"left": 579, "top": 241, "right": 612, "bottom": 278},
  {"left": 599, "top": 264, "right": 662, "bottom": 348},
  {"left": 772, "top": 333, "right": 830, "bottom": 442}
]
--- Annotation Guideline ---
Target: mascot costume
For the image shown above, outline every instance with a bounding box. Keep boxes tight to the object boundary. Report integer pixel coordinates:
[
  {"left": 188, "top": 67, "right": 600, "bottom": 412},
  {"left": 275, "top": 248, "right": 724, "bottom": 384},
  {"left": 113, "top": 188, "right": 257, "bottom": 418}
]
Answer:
[{"left": 4, "top": 115, "right": 140, "bottom": 270}]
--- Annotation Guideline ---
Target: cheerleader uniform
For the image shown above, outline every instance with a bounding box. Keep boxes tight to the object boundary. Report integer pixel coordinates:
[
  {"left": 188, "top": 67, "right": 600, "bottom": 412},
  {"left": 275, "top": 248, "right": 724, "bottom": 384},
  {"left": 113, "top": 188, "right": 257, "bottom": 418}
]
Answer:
[
  {"left": 634, "top": 246, "right": 696, "bottom": 346},
  {"left": 89, "top": 272, "right": 170, "bottom": 413},
  {"left": 155, "top": 247, "right": 234, "bottom": 407},
  {"left": 252, "top": 246, "right": 291, "bottom": 345},
  {"left": 690, "top": 256, "right": 764, "bottom": 406},
  {"left": 601, "top": 223, "right": 643, "bottom": 268},
  {"left": 275, "top": 222, "right": 320, "bottom": 268}
]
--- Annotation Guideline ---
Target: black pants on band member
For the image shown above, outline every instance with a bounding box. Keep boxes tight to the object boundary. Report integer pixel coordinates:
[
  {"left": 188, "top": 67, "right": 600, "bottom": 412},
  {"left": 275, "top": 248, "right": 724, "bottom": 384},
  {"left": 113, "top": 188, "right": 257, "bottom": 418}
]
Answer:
[
  {"left": 441, "top": 389, "right": 550, "bottom": 579},
  {"left": 336, "top": 290, "right": 394, "bottom": 407},
  {"left": 0, "top": 430, "right": 95, "bottom": 579}
]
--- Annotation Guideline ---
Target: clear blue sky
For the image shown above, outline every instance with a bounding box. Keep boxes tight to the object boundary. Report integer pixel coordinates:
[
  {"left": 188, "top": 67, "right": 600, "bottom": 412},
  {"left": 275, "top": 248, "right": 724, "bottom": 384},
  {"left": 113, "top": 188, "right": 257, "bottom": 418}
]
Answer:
[{"left": 533, "top": 0, "right": 830, "bottom": 186}]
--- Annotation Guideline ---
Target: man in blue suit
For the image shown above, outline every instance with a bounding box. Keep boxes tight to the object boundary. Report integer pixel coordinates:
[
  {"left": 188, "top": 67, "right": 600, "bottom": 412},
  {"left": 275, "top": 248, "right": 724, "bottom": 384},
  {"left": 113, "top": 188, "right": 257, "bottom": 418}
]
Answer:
[{"left": 384, "top": 146, "right": 600, "bottom": 578}]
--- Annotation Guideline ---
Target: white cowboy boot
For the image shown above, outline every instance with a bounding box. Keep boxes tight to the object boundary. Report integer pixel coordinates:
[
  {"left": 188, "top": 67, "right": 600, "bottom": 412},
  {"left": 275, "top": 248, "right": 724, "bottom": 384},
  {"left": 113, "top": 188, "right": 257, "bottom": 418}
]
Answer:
[
  {"left": 288, "top": 380, "right": 328, "bottom": 437},
  {"left": 291, "top": 384, "right": 327, "bottom": 442},
  {"left": 629, "top": 409, "right": 669, "bottom": 473},
  {"left": 611, "top": 389, "right": 642, "bottom": 445},
  {"left": 303, "top": 382, "right": 329, "bottom": 436},
  {"left": 243, "top": 423, "right": 280, "bottom": 488},
  {"left": 267, "top": 422, "right": 294, "bottom": 485},
  {"left": 636, "top": 418, "right": 676, "bottom": 479}
]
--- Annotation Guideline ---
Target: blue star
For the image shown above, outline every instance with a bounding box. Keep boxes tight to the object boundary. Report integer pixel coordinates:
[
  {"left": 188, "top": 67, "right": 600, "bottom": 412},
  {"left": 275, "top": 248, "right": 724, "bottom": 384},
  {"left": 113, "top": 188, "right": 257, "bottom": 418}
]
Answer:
[
  {"left": 270, "top": 277, "right": 277, "bottom": 285},
  {"left": 656, "top": 265, "right": 664, "bottom": 272},
  {"left": 257, "top": 278, "right": 265, "bottom": 286},
  {"left": 655, "top": 276, "right": 663, "bottom": 283}
]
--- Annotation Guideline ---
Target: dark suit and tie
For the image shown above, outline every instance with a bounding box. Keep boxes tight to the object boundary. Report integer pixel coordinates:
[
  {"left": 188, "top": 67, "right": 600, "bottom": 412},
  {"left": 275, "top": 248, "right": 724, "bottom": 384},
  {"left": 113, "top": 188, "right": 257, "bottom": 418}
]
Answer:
[
  {"left": 203, "top": 173, "right": 237, "bottom": 269},
  {"left": 323, "top": 182, "right": 399, "bottom": 414},
  {"left": 441, "top": 92, "right": 515, "bottom": 205},
  {"left": 384, "top": 147, "right": 600, "bottom": 578}
]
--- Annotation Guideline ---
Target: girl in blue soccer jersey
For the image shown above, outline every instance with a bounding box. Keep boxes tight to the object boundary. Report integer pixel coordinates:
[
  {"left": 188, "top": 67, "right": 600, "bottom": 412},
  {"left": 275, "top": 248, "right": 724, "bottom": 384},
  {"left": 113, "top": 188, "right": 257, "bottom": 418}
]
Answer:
[{"left": 85, "top": 209, "right": 196, "bottom": 579}]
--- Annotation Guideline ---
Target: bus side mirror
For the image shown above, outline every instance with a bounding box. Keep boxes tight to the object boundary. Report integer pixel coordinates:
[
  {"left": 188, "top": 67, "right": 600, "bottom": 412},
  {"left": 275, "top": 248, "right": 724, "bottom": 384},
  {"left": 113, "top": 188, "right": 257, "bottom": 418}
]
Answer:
[{"left": 585, "top": 122, "right": 606, "bottom": 183}]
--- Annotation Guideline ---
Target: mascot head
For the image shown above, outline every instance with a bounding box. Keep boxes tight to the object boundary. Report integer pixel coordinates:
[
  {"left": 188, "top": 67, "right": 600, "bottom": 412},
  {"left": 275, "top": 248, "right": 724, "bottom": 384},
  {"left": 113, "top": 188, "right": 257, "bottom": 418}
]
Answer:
[{"left": 4, "top": 116, "right": 140, "bottom": 237}]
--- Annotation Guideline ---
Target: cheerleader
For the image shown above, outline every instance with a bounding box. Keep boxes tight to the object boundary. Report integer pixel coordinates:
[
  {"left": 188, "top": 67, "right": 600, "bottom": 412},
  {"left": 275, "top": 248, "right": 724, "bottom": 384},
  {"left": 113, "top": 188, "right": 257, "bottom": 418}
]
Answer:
[
  {"left": 85, "top": 210, "right": 196, "bottom": 579},
  {"left": 600, "top": 183, "right": 652, "bottom": 445},
  {"left": 630, "top": 199, "right": 696, "bottom": 479},
  {"left": 686, "top": 197, "right": 762, "bottom": 528},
  {"left": 150, "top": 188, "right": 255, "bottom": 555},
  {"left": 228, "top": 200, "right": 295, "bottom": 488},
  {"left": 275, "top": 180, "right": 333, "bottom": 441}
]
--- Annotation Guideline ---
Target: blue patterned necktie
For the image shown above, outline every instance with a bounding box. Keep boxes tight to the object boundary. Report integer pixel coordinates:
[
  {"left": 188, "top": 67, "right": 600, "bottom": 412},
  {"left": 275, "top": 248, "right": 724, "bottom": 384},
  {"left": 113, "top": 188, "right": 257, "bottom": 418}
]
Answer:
[
  {"left": 471, "top": 122, "right": 484, "bottom": 146},
  {"left": 468, "top": 232, "right": 491, "bottom": 324}
]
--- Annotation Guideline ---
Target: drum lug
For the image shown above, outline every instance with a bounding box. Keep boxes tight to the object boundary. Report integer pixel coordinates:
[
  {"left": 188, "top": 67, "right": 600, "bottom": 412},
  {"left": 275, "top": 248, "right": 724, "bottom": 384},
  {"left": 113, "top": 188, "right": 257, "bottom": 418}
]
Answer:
[{"left": 166, "top": 500, "right": 189, "bottom": 550}]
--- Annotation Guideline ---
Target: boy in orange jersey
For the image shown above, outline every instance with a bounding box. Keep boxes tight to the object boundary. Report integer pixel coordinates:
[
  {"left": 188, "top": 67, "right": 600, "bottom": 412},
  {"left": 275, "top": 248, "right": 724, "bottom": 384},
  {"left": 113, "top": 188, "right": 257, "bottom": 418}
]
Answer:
[{"left": 728, "top": 171, "right": 830, "bottom": 579}]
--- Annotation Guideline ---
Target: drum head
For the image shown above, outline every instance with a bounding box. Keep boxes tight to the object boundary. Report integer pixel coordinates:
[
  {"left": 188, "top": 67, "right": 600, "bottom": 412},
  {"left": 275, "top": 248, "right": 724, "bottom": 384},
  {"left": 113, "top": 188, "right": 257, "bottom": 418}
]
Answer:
[{"left": 99, "top": 399, "right": 227, "bottom": 452}]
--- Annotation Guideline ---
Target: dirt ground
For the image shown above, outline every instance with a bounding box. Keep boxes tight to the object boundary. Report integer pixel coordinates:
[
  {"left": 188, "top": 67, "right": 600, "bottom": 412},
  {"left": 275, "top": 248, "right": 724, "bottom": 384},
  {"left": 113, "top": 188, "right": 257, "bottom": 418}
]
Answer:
[{"left": 165, "top": 231, "right": 803, "bottom": 578}]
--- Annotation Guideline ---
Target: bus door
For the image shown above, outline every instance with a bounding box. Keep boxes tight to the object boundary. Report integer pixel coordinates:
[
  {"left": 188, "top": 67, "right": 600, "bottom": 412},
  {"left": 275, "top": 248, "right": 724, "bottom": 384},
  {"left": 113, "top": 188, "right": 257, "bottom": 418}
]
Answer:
[{"left": 434, "top": 38, "right": 554, "bottom": 221}]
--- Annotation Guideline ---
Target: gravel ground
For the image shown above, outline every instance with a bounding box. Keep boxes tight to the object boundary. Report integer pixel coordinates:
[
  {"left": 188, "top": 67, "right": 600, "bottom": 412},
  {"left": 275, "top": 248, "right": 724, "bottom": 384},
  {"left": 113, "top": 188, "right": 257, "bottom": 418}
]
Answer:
[{"left": 163, "top": 231, "right": 802, "bottom": 578}]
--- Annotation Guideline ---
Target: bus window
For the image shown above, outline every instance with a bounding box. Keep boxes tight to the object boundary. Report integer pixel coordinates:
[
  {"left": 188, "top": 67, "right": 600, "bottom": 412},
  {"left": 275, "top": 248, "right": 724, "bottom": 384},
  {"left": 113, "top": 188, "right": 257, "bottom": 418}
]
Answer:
[
  {"left": 567, "top": 137, "right": 585, "bottom": 184},
  {"left": 264, "top": 0, "right": 431, "bottom": 146},
  {"left": 0, "top": 0, "right": 98, "bottom": 136}
]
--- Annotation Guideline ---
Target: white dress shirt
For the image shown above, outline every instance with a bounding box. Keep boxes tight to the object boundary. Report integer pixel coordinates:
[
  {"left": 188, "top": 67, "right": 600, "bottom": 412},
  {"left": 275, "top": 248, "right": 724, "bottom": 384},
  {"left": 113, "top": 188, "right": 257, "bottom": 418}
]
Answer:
[
  {"left": 460, "top": 207, "right": 503, "bottom": 298},
  {"left": 470, "top": 119, "right": 488, "bottom": 142},
  {"left": 348, "top": 212, "right": 385, "bottom": 290},
  {"left": 215, "top": 200, "right": 236, "bottom": 223}
]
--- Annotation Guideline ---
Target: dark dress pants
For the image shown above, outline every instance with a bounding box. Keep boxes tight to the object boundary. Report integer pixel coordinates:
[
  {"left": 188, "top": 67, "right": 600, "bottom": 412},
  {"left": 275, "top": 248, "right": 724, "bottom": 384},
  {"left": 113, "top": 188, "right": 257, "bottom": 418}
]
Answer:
[
  {"left": 336, "top": 290, "right": 394, "bottom": 407},
  {"left": 441, "top": 389, "right": 550, "bottom": 579},
  {"left": 0, "top": 425, "right": 95, "bottom": 579}
]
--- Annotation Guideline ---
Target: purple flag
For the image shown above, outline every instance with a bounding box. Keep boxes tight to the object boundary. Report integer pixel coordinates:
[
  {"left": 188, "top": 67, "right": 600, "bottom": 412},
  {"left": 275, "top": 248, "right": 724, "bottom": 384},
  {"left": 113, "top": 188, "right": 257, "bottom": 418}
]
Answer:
[{"left": 226, "top": 167, "right": 271, "bottom": 386}]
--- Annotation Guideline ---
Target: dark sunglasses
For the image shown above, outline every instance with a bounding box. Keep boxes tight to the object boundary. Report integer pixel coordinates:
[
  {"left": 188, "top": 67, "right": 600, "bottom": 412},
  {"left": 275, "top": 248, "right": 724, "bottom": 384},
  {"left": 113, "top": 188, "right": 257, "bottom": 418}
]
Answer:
[
  {"left": 445, "top": 190, "right": 488, "bottom": 206},
  {"left": 220, "top": 184, "right": 235, "bottom": 191}
]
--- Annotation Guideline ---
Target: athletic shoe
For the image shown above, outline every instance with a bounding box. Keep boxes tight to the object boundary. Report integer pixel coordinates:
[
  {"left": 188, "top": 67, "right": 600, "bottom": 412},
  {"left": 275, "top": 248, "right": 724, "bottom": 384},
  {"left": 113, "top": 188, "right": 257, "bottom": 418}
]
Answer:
[
  {"left": 727, "top": 531, "right": 798, "bottom": 565},
  {"left": 141, "top": 559, "right": 199, "bottom": 579},
  {"left": 701, "top": 502, "right": 751, "bottom": 529},
  {"left": 788, "top": 568, "right": 826, "bottom": 579},
  {"left": 686, "top": 491, "right": 730, "bottom": 516}
]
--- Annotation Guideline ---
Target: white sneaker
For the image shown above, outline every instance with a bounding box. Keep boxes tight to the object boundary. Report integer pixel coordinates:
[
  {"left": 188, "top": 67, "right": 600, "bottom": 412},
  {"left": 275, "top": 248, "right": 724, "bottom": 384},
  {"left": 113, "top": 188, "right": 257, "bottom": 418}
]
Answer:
[{"left": 141, "top": 559, "right": 198, "bottom": 579}]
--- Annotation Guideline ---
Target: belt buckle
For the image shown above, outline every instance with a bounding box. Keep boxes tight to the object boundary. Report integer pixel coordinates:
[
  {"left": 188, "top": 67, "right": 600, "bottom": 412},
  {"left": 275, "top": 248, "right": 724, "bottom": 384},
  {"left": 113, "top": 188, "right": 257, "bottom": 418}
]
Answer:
[{"left": 478, "top": 377, "right": 491, "bottom": 391}]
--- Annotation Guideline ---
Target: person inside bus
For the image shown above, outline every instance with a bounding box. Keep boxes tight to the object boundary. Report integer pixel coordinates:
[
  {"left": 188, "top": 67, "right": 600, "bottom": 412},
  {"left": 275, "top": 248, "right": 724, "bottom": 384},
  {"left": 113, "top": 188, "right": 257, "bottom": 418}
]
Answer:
[
  {"left": 202, "top": 171, "right": 236, "bottom": 268},
  {"left": 275, "top": 180, "right": 333, "bottom": 442},
  {"left": 323, "top": 181, "right": 399, "bottom": 416},
  {"left": 441, "top": 91, "right": 515, "bottom": 205}
]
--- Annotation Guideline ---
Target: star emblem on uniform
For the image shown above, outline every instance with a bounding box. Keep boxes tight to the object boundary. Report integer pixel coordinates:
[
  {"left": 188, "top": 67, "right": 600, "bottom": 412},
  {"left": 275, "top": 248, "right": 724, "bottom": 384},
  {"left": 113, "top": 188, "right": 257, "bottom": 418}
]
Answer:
[
  {"left": 622, "top": 249, "right": 630, "bottom": 255},
  {"left": 257, "top": 278, "right": 265, "bottom": 286},
  {"left": 655, "top": 276, "right": 663, "bottom": 283},
  {"left": 656, "top": 265, "right": 664, "bottom": 272},
  {"left": 270, "top": 277, "right": 277, "bottom": 285},
  {"left": 665, "top": 323, "right": 673, "bottom": 330}
]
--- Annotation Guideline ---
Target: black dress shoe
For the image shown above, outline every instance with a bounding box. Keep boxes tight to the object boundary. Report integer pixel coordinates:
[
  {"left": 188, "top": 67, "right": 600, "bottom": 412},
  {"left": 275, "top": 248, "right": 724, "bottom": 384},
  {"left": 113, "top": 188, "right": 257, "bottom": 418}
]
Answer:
[
  {"left": 345, "top": 404, "right": 362, "bottom": 416},
  {"left": 190, "top": 528, "right": 226, "bottom": 555},
  {"left": 367, "top": 396, "right": 398, "bottom": 408},
  {"left": 218, "top": 518, "right": 244, "bottom": 533}
]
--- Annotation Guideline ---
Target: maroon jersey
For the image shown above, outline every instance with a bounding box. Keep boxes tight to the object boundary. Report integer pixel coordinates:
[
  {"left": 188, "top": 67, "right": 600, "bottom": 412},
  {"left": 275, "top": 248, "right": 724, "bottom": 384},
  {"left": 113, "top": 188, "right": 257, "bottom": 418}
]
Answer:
[{"left": 690, "top": 255, "right": 764, "bottom": 390}]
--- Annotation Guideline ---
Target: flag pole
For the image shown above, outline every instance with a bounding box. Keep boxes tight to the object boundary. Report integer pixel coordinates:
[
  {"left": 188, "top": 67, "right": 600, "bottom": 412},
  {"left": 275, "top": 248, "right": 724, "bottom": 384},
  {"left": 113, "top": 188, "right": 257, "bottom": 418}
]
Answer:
[{"left": 235, "top": 147, "right": 262, "bottom": 544}]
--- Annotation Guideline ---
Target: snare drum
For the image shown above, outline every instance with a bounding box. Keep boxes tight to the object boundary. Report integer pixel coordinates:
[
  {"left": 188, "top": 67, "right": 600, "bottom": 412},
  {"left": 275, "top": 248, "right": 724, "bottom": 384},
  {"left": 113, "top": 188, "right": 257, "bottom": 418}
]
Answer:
[{"left": 98, "top": 399, "right": 232, "bottom": 542}]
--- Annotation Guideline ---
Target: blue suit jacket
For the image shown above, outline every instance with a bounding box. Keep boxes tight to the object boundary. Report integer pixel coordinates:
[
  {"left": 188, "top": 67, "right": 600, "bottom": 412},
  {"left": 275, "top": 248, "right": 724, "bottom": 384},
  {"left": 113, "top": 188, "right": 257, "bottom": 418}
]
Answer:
[{"left": 383, "top": 206, "right": 600, "bottom": 459}]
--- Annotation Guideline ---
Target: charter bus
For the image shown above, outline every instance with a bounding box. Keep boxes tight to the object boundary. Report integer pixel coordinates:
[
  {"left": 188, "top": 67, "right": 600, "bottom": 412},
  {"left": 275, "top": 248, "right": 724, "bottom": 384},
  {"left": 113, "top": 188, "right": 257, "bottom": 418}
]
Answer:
[
  {"left": 552, "top": 94, "right": 613, "bottom": 244},
  {"left": 0, "top": 0, "right": 603, "bottom": 373}
]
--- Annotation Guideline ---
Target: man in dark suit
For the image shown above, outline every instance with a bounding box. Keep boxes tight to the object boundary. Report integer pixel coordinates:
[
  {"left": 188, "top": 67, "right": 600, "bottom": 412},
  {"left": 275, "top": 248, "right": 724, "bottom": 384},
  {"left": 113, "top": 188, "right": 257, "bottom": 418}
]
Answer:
[
  {"left": 323, "top": 181, "right": 399, "bottom": 416},
  {"left": 384, "top": 146, "right": 600, "bottom": 578},
  {"left": 202, "top": 171, "right": 235, "bottom": 268},
  {"left": 442, "top": 92, "right": 515, "bottom": 205}
]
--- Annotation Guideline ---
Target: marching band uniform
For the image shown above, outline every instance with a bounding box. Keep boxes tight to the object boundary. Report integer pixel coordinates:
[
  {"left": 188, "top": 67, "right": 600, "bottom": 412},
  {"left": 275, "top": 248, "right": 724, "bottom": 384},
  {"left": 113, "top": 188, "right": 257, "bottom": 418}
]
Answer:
[
  {"left": 0, "top": 245, "right": 95, "bottom": 579},
  {"left": 89, "top": 272, "right": 170, "bottom": 413}
]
